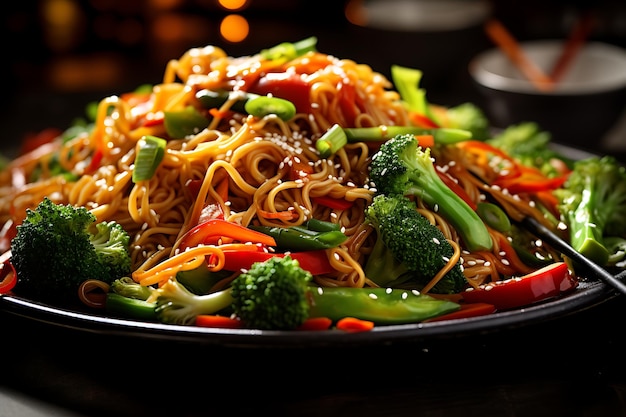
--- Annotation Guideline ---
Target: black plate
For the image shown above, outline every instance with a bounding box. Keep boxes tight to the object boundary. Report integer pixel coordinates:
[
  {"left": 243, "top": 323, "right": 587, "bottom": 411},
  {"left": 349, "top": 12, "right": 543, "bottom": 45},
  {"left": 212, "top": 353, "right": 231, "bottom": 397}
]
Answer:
[
  {"left": 0, "top": 143, "right": 622, "bottom": 348},
  {"left": 0, "top": 277, "right": 620, "bottom": 348}
]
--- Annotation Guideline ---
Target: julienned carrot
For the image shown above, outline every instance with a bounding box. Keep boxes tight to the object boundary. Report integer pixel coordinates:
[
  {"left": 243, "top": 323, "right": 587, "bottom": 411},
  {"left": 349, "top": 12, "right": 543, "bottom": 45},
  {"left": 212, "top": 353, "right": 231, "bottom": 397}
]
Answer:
[
  {"left": 178, "top": 218, "right": 277, "bottom": 250},
  {"left": 336, "top": 317, "right": 375, "bottom": 332},
  {"left": 297, "top": 317, "right": 333, "bottom": 331},
  {"left": 414, "top": 134, "right": 435, "bottom": 148},
  {"left": 484, "top": 19, "right": 554, "bottom": 92},
  {"left": 195, "top": 314, "right": 243, "bottom": 328}
]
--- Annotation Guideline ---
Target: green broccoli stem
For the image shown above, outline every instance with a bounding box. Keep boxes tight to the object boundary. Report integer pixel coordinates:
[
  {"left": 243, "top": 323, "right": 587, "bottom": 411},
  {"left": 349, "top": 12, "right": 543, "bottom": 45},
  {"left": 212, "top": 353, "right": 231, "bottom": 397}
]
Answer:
[
  {"left": 155, "top": 279, "right": 235, "bottom": 325},
  {"left": 411, "top": 169, "right": 492, "bottom": 252},
  {"left": 105, "top": 293, "right": 157, "bottom": 321},
  {"left": 307, "top": 287, "right": 459, "bottom": 325}
]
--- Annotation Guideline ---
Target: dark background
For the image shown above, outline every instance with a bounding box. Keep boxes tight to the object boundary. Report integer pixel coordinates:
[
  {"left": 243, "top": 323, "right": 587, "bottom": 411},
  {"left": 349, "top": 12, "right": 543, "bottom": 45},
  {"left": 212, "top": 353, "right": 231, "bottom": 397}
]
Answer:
[
  {"left": 1, "top": 2, "right": 626, "bottom": 416},
  {"left": 1, "top": 0, "right": 625, "bottom": 156}
]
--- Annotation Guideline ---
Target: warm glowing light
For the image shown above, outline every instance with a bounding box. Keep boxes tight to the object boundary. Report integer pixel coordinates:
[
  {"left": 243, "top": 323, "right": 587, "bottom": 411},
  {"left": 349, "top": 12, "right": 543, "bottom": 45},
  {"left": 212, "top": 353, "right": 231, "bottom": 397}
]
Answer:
[
  {"left": 218, "top": 0, "right": 248, "bottom": 11},
  {"left": 344, "top": 0, "right": 368, "bottom": 26},
  {"left": 41, "top": 0, "right": 85, "bottom": 51},
  {"left": 220, "top": 14, "right": 249, "bottom": 43}
]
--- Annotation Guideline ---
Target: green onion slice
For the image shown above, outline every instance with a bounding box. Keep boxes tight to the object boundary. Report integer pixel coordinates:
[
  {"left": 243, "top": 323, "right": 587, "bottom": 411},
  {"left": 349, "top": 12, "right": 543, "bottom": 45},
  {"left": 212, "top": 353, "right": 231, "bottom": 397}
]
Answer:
[
  {"left": 316, "top": 124, "right": 348, "bottom": 158},
  {"left": 133, "top": 135, "right": 167, "bottom": 183},
  {"left": 244, "top": 96, "right": 296, "bottom": 121}
]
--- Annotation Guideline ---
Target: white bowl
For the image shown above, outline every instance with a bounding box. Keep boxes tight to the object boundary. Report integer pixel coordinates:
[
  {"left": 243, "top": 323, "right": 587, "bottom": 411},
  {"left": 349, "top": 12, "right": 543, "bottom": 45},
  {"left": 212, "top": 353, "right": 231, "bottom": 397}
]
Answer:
[{"left": 469, "top": 40, "right": 626, "bottom": 149}]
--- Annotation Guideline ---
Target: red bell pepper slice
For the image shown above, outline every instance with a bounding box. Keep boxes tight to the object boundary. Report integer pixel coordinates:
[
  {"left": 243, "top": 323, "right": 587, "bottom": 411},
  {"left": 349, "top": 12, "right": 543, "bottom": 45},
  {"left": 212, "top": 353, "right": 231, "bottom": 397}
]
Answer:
[
  {"left": 221, "top": 248, "right": 335, "bottom": 276},
  {"left": 493, "top": 166, "right": 568, "bottom": 194},
  {"left": 178, "top": 218, "right": 276, "bottom": 250},
  {"left": 435, "top": 168, "right": 478, "bottom": 211},
  {"left": 312, "top": 196, "right": 354, "bottom": 211},
  {"left": 424, "top": 302, "right": 496, "bottom": 322},
  {"left": 337, "top": 81, "right": 364, "bottom": 127},
  {"left": 19, "top": 128, "right": 62, "bottom": 155},
  {"left": 336, "top": 317, "right": 375, "bottom": 332},
  {"left": 248, "top": 72, "right": 312, "bottom": 114},
  {"left": 409, "top": 112, "right": 440, "bottom": 129},
  {"left": 195, "top": 315, "right": 243, "bottom": 329},
  {"left": 0, "top": 257, "right": 17, "bottom": 294},
  {"left": 460, "top": 262, "right": 577, "bottom": 310}
]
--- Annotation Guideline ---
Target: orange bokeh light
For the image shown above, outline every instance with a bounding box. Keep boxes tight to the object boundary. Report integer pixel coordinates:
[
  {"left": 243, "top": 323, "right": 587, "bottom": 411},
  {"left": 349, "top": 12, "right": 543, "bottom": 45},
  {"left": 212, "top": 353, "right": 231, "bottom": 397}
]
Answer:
[
  {"left": 218, "top": 0, "right": 248, "bottom": 11},
  {"left": 220, "top": 14, "right": 249, "bottom": 43}
]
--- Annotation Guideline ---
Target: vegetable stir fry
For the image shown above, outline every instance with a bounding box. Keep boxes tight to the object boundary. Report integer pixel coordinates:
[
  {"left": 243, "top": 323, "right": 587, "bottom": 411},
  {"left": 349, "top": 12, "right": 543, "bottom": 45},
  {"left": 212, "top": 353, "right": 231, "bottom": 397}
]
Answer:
[{"left": 1, "top": 38, "right": 625, "bottom": 332}]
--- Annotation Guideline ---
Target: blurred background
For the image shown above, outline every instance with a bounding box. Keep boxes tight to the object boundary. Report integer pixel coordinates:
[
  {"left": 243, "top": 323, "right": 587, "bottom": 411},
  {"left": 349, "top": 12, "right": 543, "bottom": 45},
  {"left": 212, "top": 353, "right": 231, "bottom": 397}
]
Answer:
[{"left": 1, "top": 0, "right": 625, "bottom": 156}]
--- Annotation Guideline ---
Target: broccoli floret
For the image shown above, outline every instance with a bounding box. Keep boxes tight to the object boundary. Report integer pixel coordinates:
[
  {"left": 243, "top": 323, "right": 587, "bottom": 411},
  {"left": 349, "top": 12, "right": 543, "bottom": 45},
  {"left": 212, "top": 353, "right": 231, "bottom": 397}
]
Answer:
[
  {"left": 486, "top": 122, "right": 574, "bottom": 177},
  {"left": 369, "top": 133, "right": 492, "bottom": 252},
  {"left": 154, "top": 255, "right": 311, "bottom": 328},
  {"left": 364, "top": 194, "right": 466, "bottom": 294},
  {"left": 554, "top": 155, "right": 626, "bottom": 267},
  {"left": 230, "top": 255, "right": 313, "bottom": 330},
  {"left": 438, "top": 102, "right": 491, "bottom": 141},
  {"left": 10, "top": 197, "right": 132, "bottom": 303}
]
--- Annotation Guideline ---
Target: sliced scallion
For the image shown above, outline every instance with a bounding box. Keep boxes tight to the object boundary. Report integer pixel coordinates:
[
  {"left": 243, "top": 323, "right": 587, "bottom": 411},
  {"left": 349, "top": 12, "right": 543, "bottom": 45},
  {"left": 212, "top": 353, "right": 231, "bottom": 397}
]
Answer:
[
  {"left": 316, "top": 124, "right": 348, "bottom": 158},
  {"left": 132, "top": 135, "right": 167, "bottom": 183}
]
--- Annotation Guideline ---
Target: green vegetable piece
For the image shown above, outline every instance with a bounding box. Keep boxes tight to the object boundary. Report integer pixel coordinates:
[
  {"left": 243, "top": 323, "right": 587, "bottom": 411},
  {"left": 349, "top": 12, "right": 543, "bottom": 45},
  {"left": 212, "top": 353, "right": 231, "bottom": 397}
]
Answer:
[
  {"left": 132, "top": 135, "right": 166, "bottom": 183},
  {"left": 260, "top": 36, "right": 318, "bottom": 62},
  {"left": 110, "top": 277, "right": 155, "bottom": 301},
  {"left": 195, "top": 89, "right": 258, "bottom": 113},
  {"left": 249, "top": 223, "right": 348, "bottom": 251},
  {"left": 308, "top": 287, "right": 459, "bottom": 325},
  {"left": 155, "top": 279, "right": 235, "bottom": 325},
  {"left": 244, "top": 96, "right": 297, "bottom": 121},
  {"left": 164, "top": 105, "right": 210, "bottom": 139},
  {"left": 442, "top": 102, "right": 491, "bottom": 141},
  {"left": 391, "top": 65, "right": 429, "bottom": 115},
  {"left": 105, "top": 292, "right": 157, "bottom": 321},
  {"left": 477, "top": 202, "right": 511, "bottom": 232},
  {"left": 554, "top": 155, "right": 626, "bottom": 267},
  {"left": 343, "top": 126, "right": 472, "bottom": 144},
  {"left": 302, "top": 218, "right": 341, "bottom": 232},
  {"left": 316, "top": 124, "right": 348, "bottom": 158},
  {"left": 175, "top": 262, "right": 232, "bottom": 295}
]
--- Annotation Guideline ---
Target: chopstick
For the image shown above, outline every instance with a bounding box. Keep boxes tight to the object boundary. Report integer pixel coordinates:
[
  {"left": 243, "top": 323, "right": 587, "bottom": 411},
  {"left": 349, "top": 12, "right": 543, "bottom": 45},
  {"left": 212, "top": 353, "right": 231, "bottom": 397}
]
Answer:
[
  {"left": 484, "top": 19, "right": 555, "bottom": 92},
  {"left": 549, "top": 11, "right": 596, "bottom": 83},
  {"left": 521, "top": 216, "right": 626, "bottom": 296}
]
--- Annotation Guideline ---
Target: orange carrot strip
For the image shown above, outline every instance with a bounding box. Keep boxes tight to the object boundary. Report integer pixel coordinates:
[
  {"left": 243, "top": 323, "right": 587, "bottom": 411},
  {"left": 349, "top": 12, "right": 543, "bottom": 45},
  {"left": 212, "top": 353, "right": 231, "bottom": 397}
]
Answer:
[
  {"left": 484, "top": 19, "right": 554, "bottom": 92},
  {"left": 336, "top": 317, "right": 375, "bottom": 333},
  {"left": 297, "top": 317, "right": 333, "bottom": 331},
  {"left": 414, "top": 134, "right": 435, "bottom": 148}
]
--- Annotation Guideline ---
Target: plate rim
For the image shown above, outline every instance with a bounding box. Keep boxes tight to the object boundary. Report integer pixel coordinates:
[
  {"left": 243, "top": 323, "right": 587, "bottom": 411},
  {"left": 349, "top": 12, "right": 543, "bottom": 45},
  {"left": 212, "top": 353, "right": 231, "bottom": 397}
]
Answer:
[{"left": 0, "top": 278, "right": 617, "bottom": 348}]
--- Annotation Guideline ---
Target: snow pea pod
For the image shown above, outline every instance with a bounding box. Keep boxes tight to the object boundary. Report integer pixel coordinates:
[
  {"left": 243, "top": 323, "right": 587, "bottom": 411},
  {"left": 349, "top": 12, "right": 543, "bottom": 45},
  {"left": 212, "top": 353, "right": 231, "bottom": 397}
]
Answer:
[
  {"left": 308, "top": 287, "right": 460, "bottom": 325},
  {"left": 249, "top": 222, "right": 347, "bottom": 251}
]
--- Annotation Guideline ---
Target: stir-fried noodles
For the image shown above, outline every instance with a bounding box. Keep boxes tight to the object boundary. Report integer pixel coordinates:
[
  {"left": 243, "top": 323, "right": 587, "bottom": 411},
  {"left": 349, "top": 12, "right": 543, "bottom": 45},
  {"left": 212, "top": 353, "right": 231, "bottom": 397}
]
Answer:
[{"left": 0, "top": 39, "right": 577, "bottom": 322}]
